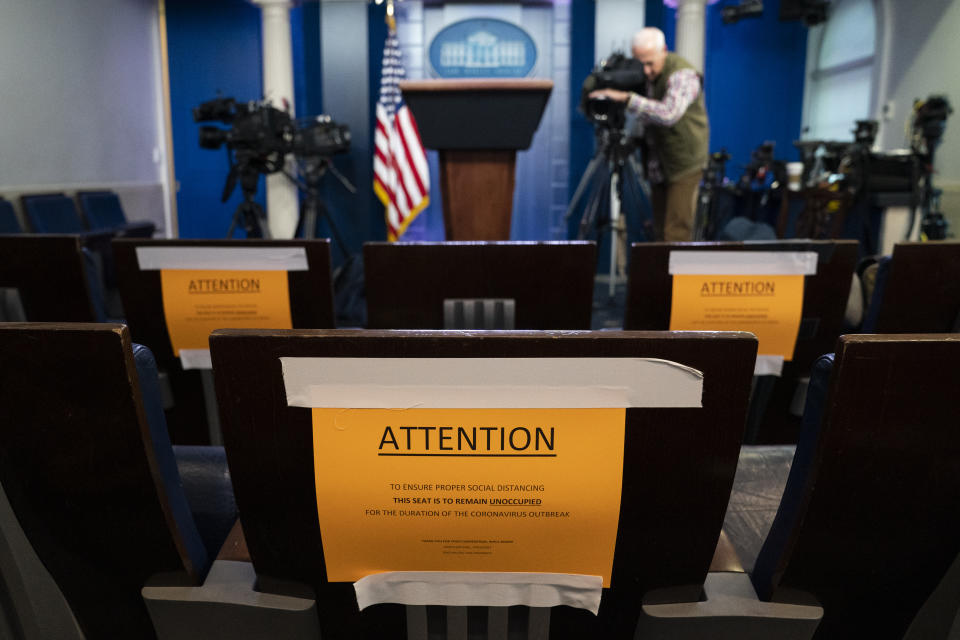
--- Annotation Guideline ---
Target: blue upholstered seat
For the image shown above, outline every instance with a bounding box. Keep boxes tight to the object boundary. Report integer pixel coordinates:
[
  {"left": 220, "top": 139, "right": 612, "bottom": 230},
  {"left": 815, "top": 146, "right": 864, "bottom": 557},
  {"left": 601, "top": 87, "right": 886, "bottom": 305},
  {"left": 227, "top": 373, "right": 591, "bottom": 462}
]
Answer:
[
  {"left": 751, "top": 352, "right": 834, "bottom": 596},
  {"left": 133, "top": 343, "right": 238, "bottom": 559},
  {"left": 77, "top": 190, "right": 155, "bottom": 237},
  {"left": 860, "top": 255, "right": 892, "bottom": 333},
  {"left": 20, "top": 193, "right": 85, "bottom": 233},
  {"left": 0, "top": 199, "right": 21, "bottom": 233}
]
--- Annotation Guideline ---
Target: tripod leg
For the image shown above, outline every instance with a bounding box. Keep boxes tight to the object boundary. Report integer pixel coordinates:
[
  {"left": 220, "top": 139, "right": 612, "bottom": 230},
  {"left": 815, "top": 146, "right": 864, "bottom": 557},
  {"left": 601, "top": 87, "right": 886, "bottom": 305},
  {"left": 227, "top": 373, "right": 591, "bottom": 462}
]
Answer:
[
  {"left": 314, "top": 199, "right": 351, "bottom": 261},
  {"left": 609, "top": 171, "right": 623, "bottom": 298},
  {"left": 578, "top": 164, "right": 610, "bottom": 240},
  {"left": 565, "top": 153, "right": 606, "bottom": 222},
  {"left": 226, "top": 214, "right": 239, "bottom": 239}
]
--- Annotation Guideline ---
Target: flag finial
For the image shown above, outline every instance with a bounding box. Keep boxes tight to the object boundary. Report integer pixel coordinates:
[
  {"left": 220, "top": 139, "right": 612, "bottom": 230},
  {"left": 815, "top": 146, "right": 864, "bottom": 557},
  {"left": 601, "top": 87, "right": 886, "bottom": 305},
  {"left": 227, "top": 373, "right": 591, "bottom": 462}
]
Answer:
[{"left": 386, "top": 0, "right": 396, "bottom": 31}]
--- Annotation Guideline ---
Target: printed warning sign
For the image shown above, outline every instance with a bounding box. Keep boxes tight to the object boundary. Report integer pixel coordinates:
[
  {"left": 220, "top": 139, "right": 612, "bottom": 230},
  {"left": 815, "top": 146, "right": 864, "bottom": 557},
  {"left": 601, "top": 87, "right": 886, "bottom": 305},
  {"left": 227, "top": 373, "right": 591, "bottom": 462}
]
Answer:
[
  {"left": 670, "top": 274, "right": 805, "bottom": 359},
  {"left": 160, "top": 269, "right": 293, "bottom": 356},
  {"left": 668, "top": 251, "right": 816, "bottom": 361},
  {"left": 311, "top": 407, "right": 625, "bottom": 586}
]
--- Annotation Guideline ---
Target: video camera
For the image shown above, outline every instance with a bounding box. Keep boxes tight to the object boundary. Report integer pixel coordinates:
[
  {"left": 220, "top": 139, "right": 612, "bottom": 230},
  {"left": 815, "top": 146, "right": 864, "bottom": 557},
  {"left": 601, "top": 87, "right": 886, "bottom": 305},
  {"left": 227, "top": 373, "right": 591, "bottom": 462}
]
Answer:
[
  {"left": 193, "top": 96, "right": 351, "bottom": 201},
  {"left": 194, "top": 97, "right": 351, "bottom": 157},
  {"left": 579, "top": 52, "right": 646, "bottom": 130}
]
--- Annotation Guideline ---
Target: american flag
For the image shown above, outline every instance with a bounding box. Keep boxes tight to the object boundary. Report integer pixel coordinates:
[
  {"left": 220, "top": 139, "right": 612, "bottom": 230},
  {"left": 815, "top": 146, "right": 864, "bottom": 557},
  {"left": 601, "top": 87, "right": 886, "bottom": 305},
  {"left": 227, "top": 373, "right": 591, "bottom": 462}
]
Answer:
[{"left": 373, "top": 23, "right": 430, "bottom": 241}]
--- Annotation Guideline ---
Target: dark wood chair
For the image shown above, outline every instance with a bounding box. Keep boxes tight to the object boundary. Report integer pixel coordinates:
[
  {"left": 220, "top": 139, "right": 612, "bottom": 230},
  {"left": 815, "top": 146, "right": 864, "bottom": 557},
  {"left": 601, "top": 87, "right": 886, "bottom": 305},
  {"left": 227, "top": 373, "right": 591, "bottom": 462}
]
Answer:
[
  {"left": 0, "top": 323, "right": 211, "bottom": 638},
  {"left": 624, "top": 240, "right": 859, "bottom": 443},
  {"left": 112, "top": 238, "right": 336, "bottom": 445},
  {"left": 0, "top": 234, "right": 106, "bottom": 322},
  {"left": 363, "top": 241, "right": 596, "bottom": 329},
  {"left": 864, "top": 241, "right": 960, "bottom": 333},
  {"left": 752, "top": 334, "right": 960, "bottom": 639},
  {"left": 209, "top": 328, "right": 757, "bottom": 639}
]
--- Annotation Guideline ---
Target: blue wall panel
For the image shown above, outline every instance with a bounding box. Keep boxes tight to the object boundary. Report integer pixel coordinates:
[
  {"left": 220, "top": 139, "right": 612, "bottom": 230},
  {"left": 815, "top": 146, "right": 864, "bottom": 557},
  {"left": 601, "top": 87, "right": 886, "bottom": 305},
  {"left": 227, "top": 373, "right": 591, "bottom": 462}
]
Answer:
[
  {"left": 166, "top": 0, "right": 264, "bottom": 238},
  {"left": 704, "top": 0, "right": 807, "bottom": 179}
]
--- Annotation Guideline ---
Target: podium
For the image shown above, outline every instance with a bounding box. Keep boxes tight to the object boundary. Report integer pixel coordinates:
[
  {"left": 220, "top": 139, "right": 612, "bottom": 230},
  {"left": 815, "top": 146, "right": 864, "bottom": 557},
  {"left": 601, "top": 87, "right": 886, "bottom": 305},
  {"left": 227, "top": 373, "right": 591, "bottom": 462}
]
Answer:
[{"left": 399, "top": 79, "right": 553, "bottom": 240}]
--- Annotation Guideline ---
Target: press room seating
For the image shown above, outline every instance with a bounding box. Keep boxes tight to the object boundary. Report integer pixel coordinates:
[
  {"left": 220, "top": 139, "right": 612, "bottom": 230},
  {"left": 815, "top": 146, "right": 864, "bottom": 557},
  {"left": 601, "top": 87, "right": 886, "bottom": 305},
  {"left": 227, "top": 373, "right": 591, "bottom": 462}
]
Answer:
[
  {"left": 19, "top": 193, "right": 86, "bottom": 233},
  {"left": 640, "top": 334, "right": 960, "bottom": 639},
  {"left": 751, "top": 334, "right": 960, "bottom": 638},
  {"left": 0, "top": 198, "right": 22, "bottom": 233},
  {"left": 0, "top": 324, "right": 237, "bottom": 637},
  {"left": 624, "top": 239, "right": 859, "bottom": 443},
  {"left": 0, "top": 235, "right": 109, "bottom": 322},
  {"left": 208, "top": 328, "right": 757, "bottom": 639},
  {"left": 860, "top": 241, "right": 960, "bottom": 333},
  {"left": 112, "top": 238, "right": 336, "bottom": 445},
  {"left": 77, "top": 190, "right": 155, "bottom": 237},
  {"left": 363, "top": 241, "right": 596, "bottom": 329}
]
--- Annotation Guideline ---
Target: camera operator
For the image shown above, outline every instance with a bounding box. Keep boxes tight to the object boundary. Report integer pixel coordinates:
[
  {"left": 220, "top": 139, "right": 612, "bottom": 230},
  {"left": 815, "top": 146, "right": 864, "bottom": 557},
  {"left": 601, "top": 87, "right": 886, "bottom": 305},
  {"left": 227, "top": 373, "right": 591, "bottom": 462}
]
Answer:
[{"left": 589, "top": 27, "right": 709, "bottom": 241}]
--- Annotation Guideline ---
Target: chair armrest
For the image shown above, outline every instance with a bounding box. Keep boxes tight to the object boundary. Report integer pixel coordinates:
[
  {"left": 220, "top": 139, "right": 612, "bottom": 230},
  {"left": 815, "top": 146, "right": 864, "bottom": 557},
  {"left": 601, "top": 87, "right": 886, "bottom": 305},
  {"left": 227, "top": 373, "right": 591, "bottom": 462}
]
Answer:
[
  {"left": 142, "top": 561, "right": 319, "bottom": 640},
  {"left": 636, "top": 573, "right": 823, "bottom": 640}
]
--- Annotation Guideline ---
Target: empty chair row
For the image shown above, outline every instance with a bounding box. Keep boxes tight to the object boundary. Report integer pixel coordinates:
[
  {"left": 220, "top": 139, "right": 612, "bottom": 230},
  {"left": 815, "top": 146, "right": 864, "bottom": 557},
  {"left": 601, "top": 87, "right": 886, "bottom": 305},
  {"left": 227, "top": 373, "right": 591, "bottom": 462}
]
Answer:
[
  {"left": 0, "top": 191, "right": 155, "bottom": 237},
  {"left": 1, "top": 324, "right": 959, "bottom": 639}
]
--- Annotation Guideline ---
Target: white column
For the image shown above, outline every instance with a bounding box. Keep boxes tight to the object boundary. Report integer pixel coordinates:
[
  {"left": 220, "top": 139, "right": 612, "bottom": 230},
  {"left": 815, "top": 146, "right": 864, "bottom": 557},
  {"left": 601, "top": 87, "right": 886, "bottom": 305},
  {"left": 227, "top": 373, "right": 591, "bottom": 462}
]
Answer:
[
  {"left": 674, "top": 0, "right": 707, "bottom": 73},
  {"left": 252, "top": 0, "right": 299, "bottom": 239}
]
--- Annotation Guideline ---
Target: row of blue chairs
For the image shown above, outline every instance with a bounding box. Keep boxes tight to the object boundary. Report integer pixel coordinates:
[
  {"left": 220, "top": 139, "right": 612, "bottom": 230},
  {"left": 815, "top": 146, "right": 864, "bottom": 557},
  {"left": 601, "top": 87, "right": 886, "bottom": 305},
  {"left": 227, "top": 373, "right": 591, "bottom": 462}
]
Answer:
[
  {"left": 0, "top": 191, "right": 154, "bottom": 237},
  {"left": 1, "top": 324, "right": 959, "bottom": 639}
]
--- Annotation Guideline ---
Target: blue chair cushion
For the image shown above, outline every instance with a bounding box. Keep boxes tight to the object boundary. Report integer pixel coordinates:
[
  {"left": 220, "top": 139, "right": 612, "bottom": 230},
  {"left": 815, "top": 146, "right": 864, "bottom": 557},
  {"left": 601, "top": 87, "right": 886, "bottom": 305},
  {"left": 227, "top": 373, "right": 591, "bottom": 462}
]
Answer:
[
  {"left": 77, "top": 191, "right": 126, "bottom": 229},
  {"left": 22, "top": 195, "right": 85, "bottom": 233},
  {"left": 172, "top": 445, "right": 238, "bottom": 559},
  {"left": 132, "top": 343, "right": 210, "bottom": 575},
  {"left": 0, "top": 199, "right": 21, "bottom": 233},
  {"left": 752, "top": 352, "right": 835, "bottom": 600}
]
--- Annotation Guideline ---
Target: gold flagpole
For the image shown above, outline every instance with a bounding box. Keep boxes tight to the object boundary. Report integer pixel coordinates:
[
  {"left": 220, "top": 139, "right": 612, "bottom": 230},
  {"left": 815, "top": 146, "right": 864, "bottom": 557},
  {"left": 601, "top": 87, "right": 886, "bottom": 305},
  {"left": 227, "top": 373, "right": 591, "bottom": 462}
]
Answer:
[{"left": 386, "top": 0, "right": 396, "bottom": 31}]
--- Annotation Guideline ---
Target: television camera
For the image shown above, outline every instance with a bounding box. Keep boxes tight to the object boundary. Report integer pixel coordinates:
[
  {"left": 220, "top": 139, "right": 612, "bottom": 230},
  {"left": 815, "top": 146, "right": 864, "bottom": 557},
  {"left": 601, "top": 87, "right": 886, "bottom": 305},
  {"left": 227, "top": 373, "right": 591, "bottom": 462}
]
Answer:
[
  {"left": 579, "top": 52, "right": 647, "bottom": 131},
  {"left": 193, "top": 97, "right": 352, "bottom": 239}
]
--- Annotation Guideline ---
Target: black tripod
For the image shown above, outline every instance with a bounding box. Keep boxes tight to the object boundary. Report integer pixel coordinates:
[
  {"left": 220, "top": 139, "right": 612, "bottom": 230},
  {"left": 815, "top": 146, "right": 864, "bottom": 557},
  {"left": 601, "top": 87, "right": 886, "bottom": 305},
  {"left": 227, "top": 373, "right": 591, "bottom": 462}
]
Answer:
[
  {"left": 290, "top": 156, "right": 356, "bottom": 259},
  {"left": 692, "top": 150, "right": 730, "bottom": 240},
  {"left": 566, "top": 124, "right": 652, "bottom": 298},
  {"left": 221, "top": 149, "right": 274, "bottom": 239}
]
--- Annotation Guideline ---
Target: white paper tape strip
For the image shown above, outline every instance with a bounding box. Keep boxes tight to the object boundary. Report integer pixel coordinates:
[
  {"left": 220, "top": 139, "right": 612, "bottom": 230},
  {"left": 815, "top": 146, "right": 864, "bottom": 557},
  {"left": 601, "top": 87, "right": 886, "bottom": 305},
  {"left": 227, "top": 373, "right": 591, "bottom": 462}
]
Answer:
[
  {"left": 179, "top": 349, "right": 212, "bottom": 370},
  {"left": 354, "top": 571, "right": 603, "bottom": 614},
  {"left": 281, "top": 357, "right": 703, "bottom": 408},
  {"left": 135, "top": 247, "right": 309, "bottom": 271},
  {"left": 754, "top": 355, "right": 785, "bottom": 377},
  {"left": 668, "top": 251, "right": 818, "bottom": 276}
]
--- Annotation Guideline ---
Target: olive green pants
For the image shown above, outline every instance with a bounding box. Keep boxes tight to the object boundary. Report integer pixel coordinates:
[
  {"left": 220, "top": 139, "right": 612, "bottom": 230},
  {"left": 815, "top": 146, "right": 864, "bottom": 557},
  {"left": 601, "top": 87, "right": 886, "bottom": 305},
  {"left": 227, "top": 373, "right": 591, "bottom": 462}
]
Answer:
[{"left": 651, "top": 169, "right": 701, "bottom": 241}]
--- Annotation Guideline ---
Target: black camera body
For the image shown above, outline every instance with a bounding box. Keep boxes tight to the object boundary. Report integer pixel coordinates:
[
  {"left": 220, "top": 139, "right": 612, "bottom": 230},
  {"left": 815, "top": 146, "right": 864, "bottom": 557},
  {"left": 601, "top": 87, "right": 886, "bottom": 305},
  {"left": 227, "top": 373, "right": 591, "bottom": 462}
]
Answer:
[
  {"left": 291, "top": 116, "right": 351, "bottom": 158},
  {"left": 580, "top": 52, "right": 646, "bottom": 130},
  {"left": 193, "top": 97, "right": 351, "bottom": 160}
]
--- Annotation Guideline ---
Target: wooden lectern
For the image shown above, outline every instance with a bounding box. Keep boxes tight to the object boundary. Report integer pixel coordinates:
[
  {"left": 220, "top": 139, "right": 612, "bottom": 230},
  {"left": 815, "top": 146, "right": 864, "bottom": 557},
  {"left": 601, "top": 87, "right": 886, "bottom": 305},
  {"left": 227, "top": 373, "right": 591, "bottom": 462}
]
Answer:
[{"left": 399, "top": 79, "right": 553, "bottom": 240}]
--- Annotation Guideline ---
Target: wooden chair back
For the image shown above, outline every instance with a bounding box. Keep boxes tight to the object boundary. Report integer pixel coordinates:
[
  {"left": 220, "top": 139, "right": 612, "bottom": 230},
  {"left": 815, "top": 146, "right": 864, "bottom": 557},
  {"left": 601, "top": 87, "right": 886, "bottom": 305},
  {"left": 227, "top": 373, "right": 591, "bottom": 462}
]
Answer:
[
  {"left": 752, "top": 334, "right": 960, "bottom": 638},
  {"left": 0, "top": 323, "right": 208, "bottom": 638},
  {"left": 363, "top": 242, "right": 596, "bottom": 329},
  {"left": 210, "top": 328, "right": 757, "bottom": 639}
]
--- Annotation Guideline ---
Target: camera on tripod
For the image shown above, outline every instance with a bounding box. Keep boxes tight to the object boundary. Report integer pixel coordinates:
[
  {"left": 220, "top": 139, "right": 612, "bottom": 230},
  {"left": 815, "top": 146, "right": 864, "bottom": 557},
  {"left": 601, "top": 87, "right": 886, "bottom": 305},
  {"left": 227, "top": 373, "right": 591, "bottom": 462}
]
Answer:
[
  {"left": 192, "top": 96, "right": 352, "bottom": 239},
  {"left": 579, "top": 52, "right": 646, "bottom": 131},
  {"left": 193, "top": 97, "right": 351, "bottom": 167}
]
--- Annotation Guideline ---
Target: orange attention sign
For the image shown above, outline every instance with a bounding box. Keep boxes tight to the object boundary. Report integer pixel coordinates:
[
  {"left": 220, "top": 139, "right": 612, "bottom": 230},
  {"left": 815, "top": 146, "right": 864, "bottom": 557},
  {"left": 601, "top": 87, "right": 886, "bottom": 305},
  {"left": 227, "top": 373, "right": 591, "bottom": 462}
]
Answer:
[
  {"left": 670, "top": 274, "right": 805, "bottom": 360},
  {"left": 159, "top": 269, "right": 293, "bottom": 356},
  {"left": 311, "top": 407, "right": 625, "bottom": 586}
]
